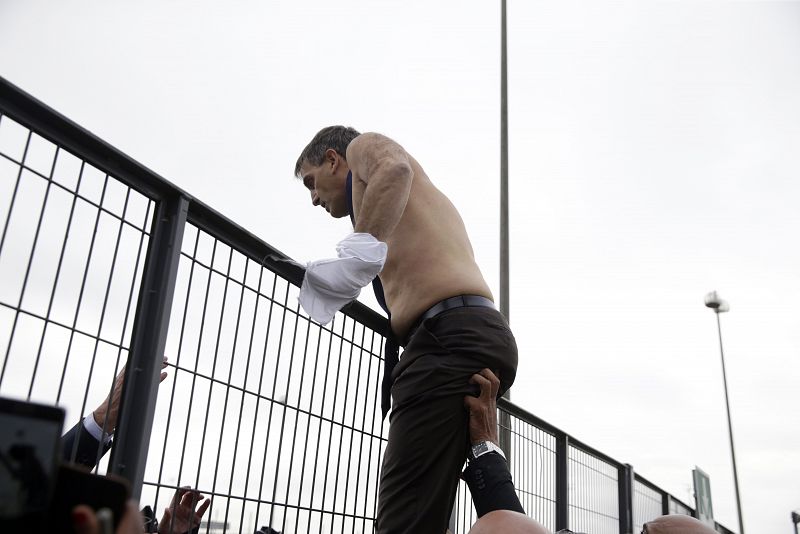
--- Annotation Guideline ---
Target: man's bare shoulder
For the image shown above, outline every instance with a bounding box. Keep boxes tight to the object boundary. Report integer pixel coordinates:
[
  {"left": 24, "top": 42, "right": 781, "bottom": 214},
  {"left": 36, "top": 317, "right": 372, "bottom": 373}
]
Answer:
[
  {"left": 346, "top": 132, "right": 395, "bottom": 155},
  {"left": 346, "top": 132, "right": 412, "bottom": 183}
]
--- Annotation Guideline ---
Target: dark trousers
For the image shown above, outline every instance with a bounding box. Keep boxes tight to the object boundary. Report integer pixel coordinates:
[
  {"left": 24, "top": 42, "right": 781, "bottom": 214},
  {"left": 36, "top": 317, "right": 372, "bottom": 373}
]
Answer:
[{"left": 375, "top": 306, "right": 518, "bottom": 534}]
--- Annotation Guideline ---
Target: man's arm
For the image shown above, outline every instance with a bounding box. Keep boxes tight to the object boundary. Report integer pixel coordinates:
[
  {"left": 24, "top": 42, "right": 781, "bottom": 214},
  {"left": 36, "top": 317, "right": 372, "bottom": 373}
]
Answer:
[
  {"left": 60, "top": 419, "right": 109, "bottom": 469},
  {"left": 61, "top": 358, "right": 168, "bottom": 469},
  {"left": 463, "top": 369, "right": 525, "bottom": 518},
  {"left": 346, "top": 132, "right": 414, "bottom": 242},
  {"left": 93, "top": 358, "right": 168, "bottom": 434},
  {"left": 465, "top": 369, "right": 501, "bottom": 447}
]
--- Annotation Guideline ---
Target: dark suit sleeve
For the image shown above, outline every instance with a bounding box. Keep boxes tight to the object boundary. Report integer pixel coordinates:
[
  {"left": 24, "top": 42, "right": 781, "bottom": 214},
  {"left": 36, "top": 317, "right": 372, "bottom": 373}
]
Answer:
[
  {"left": 60, "top": 418, "right": 113, "bottom": 469},
  {"left": 462, "top": 452, "right": 525, "bottom": 518}
]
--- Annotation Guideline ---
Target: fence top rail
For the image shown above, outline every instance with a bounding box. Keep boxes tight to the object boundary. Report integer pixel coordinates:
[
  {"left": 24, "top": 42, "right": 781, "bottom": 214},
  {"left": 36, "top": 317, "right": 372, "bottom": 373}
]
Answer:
[
  {"left": 0, "top": 75, "right": 390, "bottom": 337},
  {"left": 635, "top": 472, "right": 666, "bottom": 493},
  {"left": 0, "top": 76, "right": 184, "bottom": 202}
]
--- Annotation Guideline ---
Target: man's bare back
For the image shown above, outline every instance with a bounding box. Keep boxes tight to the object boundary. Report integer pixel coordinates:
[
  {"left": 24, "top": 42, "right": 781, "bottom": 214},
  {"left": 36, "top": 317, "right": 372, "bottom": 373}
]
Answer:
[{"left": 347, "top": 133, "right": 493, "bottom": 338}]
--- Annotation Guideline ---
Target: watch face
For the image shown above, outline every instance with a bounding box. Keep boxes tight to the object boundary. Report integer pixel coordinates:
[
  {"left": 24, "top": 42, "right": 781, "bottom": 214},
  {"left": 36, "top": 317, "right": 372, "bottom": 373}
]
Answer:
[{"left": 473, "top": 442, "right": 489, "bottom": 456}]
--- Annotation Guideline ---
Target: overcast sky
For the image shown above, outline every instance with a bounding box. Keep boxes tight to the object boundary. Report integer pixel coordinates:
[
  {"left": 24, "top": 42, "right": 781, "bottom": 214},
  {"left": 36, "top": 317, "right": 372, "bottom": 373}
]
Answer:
[{"left": 2, "top": 1, "right": 799, "bottom": 532}]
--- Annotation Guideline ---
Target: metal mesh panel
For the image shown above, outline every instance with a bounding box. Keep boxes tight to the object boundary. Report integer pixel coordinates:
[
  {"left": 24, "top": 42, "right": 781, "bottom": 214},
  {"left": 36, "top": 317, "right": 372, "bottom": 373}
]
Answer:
[
  {"left": 450, "top": 407, "right": 557, "bottom": 533},
  {"left": 506, "top": 411, "right": 557, "bottom": 530},
  {"left": 669, "top": 496, "right": 694, "bottom": 516},
  {"left": 567, "top": 445, "right": 619, "bottom": 534},
  {"left": 451, "top": 471, "right": 478, "bottom": 534},
  {"left": 633, "top": 477, "right": 664, "bottom": 532},
  {"left": 139, "top": 223, "right": 388, "bottom": 533},
  {"left": 0, "top": 112, "right": 153, "bottom": 472}
]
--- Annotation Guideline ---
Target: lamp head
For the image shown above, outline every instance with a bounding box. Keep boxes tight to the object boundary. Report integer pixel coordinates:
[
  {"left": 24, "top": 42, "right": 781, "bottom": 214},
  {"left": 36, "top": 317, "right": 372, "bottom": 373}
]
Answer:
[{"left": 704, "top": 291, "right": 730, "bottom": 313}]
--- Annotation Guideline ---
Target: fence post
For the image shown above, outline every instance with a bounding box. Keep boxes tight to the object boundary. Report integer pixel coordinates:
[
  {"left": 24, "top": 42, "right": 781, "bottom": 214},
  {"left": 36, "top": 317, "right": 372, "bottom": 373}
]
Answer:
[
  {"left": 618, "top": 463, "right": 634, "bottom": 534},
  {"left": 555, "top": 432, "right": 569, "bottom": 531},
  {"left": 108, "top": 194, "right": 188, "bottom": 499},
  {"left": 499, "top": 409, "right": 512, "bottom": 472},
  {"left": 661, "top": 491, "right": 670, "bottom": 516}
]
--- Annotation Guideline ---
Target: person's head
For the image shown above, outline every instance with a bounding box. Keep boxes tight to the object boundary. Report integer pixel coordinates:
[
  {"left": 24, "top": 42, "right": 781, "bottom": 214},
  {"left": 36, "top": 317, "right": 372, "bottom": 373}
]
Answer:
[
  {"left": 294, "top": 125, "right": 361, "bottom": 218},
  {"left": 468, "top": 511, "right": 551, "bottom": 534},
  {"left": 642, "top": 514, "right": 718, "bottom": 534}
]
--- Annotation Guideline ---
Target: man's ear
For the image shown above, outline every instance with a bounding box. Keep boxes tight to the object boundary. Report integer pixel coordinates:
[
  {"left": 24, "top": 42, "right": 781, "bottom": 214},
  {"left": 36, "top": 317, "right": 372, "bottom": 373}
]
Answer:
[{"left": 325, "top": 148, "right": 339, "bottom": 171}]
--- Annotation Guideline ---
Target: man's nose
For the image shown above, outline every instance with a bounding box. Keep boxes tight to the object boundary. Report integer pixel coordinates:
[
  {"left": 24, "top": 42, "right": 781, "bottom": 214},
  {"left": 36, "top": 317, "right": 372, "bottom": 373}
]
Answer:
[{"left": 311, "top": 190, "right": 320, "bottom": 206}]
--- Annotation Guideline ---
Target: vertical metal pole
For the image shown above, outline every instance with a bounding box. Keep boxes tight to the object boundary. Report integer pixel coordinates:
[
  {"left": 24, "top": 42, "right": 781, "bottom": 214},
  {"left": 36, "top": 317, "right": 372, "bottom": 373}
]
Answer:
[
  {"left": 661, "top": 490, "right": 670, "bottom": 516},
  {"left": 109, "top": 194, "right": 188, "bottom": 499},
  {"left": 618, "top": 463, "right": 634, "bottom": 534},
  {"left": 500, "top": 0, "right": 509, "bottom": 322},
  {"left": 716, "top": 313, "right": 745, "bottom": 534},
  {"left": 555, "top": 433, "right": 569, "bottom": 531},
  {"left": 498, "top": 0, "right": 513, "bottom": 467}
]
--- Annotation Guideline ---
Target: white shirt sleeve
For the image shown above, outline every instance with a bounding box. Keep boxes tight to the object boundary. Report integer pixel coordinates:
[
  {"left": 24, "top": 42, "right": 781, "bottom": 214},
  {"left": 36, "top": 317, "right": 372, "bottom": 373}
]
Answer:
[
  {"left": 83, "top": 413, "right": 114, "bottom": 445},
  {"left": 299, "top": 233, "right": 388, "bottom": 325}
]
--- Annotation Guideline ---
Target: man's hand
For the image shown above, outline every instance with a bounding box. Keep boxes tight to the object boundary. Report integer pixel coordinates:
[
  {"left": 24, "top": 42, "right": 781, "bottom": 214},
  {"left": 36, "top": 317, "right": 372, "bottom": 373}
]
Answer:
[
  {"left": 464, "top": 369, "right": 500, "bottom": 446},
  {"left": 158, "top": 486, "right": 211, "bottom": 534},
  {"left": 93, "top": 357, "right": 169, "bottom": 432}
]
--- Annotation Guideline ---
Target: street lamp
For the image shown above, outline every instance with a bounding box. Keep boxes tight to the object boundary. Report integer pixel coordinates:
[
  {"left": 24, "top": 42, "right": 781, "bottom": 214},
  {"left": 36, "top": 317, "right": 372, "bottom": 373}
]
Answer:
[{"left": 704, "top": 291, "right": 745, "bottom": 534}]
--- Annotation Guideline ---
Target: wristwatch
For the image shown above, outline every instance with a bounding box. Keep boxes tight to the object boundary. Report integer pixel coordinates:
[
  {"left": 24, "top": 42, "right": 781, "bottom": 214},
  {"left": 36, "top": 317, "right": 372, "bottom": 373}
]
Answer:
[{"left": 468, "top": 440, "right": 506, "bottom": 462}]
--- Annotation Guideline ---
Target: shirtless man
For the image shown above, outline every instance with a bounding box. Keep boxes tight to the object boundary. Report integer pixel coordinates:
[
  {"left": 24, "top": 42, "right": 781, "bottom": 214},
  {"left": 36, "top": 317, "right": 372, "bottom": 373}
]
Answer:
[{"left": 294, "top": 126, "right": 518, "bottom": 534}]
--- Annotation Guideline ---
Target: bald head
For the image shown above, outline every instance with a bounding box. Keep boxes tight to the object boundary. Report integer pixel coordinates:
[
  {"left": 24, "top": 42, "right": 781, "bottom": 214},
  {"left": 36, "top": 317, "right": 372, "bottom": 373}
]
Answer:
[
  {"left": 643, "top": 514, "right": 718, "bottom": 534},
  {"left": 468, "top": 511, "right": 552, "bottom": 534}
]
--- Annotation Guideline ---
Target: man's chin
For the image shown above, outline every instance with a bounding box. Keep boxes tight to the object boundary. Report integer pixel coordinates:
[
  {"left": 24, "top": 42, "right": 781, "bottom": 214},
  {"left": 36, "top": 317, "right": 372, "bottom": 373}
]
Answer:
[{"left": 326, "top": 206, "right": 348, "bottom": 219}]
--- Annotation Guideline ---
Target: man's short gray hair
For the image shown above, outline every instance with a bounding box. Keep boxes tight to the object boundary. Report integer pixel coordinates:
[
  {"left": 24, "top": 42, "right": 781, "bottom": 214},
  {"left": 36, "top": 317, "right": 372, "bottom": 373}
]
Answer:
[{"left": 294, "top": 125, "right": 361, "bottom": 177}]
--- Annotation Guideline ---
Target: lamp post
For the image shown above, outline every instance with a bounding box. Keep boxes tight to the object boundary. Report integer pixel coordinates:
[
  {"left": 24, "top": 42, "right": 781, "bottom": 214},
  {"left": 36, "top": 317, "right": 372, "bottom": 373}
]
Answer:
[
  {"left": 497, "top": 0, "right": 513, "bottom": 464},
  {"left": 704, "top": 291, "right": 745, "bottom": 534}
]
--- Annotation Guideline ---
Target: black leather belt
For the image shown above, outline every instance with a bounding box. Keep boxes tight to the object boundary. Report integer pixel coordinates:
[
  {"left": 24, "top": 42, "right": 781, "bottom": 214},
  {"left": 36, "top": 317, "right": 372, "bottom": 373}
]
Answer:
[{"left": 403, "top": 295, "right": 495, "bottom": 346}]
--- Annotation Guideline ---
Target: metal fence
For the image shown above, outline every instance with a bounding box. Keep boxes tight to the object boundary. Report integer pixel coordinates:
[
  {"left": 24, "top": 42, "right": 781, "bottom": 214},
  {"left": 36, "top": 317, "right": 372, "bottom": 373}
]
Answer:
[{"left": 0, "top": 77, "right": 734, "bottom": 534}]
